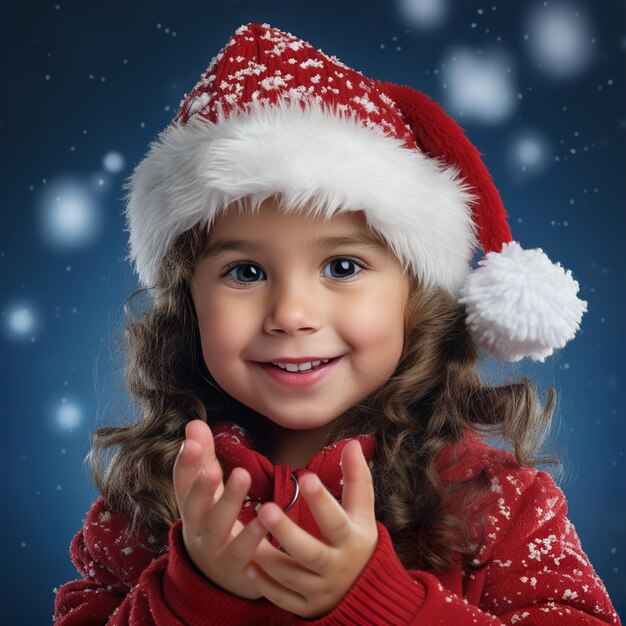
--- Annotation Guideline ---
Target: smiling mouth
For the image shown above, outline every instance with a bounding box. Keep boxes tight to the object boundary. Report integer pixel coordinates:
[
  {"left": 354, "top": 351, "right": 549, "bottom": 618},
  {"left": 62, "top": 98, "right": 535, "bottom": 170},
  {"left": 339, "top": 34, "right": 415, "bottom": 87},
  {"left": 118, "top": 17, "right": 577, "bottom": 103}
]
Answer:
[
  {"left": 255, "top": 356, "right": 342, "bottom": 387},
  {"left": 259, "top": 356, "right": 340, "bottom": 374},
  {"left": 270, "top": 358, "right": 335, "bottom": 372}
]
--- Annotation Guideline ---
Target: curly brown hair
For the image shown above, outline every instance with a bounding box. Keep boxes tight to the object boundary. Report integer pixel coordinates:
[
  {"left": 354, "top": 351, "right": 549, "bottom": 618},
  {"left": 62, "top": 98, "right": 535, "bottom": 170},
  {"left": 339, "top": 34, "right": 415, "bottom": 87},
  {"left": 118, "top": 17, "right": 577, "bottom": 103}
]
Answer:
[{"left": 89, "top": 219, "right": 558, "bottom": 572}]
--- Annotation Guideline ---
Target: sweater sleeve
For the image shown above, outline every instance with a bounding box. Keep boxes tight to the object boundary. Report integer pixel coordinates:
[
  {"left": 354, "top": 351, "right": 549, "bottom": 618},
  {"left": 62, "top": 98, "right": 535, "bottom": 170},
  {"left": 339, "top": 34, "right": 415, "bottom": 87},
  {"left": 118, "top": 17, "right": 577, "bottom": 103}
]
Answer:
[
  {"left": 53, "top": 498, "right": 287, "bottom": 626},
  {"left": 298, "top": 471, "right": 621, "bottom": 626}
]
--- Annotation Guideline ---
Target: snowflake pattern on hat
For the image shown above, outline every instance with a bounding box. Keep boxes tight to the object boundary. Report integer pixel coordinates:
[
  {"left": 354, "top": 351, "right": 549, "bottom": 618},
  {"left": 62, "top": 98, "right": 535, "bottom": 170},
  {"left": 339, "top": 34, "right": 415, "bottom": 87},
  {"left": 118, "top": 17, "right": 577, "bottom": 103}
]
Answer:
[{"left": 175, "top": 23, "right": 415, "bottom": 148}]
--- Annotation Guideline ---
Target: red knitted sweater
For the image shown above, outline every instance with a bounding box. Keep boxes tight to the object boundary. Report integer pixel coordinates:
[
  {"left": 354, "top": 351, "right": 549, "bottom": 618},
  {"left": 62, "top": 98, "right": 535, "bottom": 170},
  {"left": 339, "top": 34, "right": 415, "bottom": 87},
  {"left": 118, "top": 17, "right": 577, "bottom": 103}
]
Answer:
[{"left": 54, "top": 424, "right": 620, "bottom": 625}]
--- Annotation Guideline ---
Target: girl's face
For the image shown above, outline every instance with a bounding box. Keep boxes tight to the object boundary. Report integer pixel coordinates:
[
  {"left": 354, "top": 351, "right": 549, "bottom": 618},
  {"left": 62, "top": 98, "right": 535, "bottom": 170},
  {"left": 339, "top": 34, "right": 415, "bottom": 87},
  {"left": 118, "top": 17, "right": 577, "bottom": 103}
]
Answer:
[{"left": 191, "top": 198, "right": 410, "bottom": 435}]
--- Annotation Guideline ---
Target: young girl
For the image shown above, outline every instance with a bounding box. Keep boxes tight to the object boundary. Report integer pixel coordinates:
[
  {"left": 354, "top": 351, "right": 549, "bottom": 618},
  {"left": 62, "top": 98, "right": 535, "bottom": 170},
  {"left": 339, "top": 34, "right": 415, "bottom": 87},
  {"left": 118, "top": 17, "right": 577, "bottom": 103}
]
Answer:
[{"left": 54, "top": 23, "right": 620, "bottom": 625}]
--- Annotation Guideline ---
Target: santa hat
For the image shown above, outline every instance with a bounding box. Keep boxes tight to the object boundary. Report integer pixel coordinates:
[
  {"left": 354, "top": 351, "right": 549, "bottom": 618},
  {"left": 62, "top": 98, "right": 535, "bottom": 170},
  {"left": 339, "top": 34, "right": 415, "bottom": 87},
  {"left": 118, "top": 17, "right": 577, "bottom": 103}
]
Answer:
[{"left": 125, "top": 23, "right": 586, "bottom": 362}]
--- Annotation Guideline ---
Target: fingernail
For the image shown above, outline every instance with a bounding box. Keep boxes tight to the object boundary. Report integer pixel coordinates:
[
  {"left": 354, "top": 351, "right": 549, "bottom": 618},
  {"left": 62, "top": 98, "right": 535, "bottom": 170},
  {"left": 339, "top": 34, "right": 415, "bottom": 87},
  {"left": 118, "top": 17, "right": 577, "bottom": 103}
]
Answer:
[{"left": 179, "top": 441, "right": 185, "bottom": 454}]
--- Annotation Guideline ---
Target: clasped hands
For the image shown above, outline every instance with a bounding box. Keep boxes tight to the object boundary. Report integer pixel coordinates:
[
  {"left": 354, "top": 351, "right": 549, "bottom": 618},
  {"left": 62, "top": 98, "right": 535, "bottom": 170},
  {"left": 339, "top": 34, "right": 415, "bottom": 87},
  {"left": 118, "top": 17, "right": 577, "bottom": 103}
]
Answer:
[{"left": 173, "top": 420, "right": 378, "bottom": 619}]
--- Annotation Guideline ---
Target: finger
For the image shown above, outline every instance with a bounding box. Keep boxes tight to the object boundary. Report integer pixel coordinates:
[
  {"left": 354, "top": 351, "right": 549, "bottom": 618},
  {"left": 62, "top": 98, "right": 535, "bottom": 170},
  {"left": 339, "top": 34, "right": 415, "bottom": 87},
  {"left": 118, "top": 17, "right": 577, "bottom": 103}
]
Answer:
[
  {"left": 252, "top": 541, "right": 323, "bottom": 594},
  {"left": 186, "top": 420, "right": 225, "bottom": 499},
  {"left": 246, "top": 561, "right": 308, "bottom": 615},
  {"left": 173, "top": 438, "right": 206, "bottom": 509},
  {"left": 340, "top": 440, "right": 375, "bottom": 524},
  {"left": 256, "top": 503, "right": 330, "bottom": 575},
  {"left": 298, "top": 473, "right": 352, "bottom": 546},
  {"left": 226, "top": 517, "right": 270, "bottom": 566},
  {"left": 185, "top": 420, "right": 219, "bottom": 467},
  {"left": 178, "top": 454, "right": 225, "bottom": 533},
  {"left": 202, "top": 467, "right": 251, "bottom": 544}
]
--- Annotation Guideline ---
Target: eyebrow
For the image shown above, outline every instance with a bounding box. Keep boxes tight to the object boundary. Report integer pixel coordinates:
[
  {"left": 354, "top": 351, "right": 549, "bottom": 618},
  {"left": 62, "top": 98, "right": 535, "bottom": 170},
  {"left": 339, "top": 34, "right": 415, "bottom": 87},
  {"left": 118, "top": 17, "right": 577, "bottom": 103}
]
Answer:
[{"left": 202, "top": 234, "right": 388, "bottom": 259}]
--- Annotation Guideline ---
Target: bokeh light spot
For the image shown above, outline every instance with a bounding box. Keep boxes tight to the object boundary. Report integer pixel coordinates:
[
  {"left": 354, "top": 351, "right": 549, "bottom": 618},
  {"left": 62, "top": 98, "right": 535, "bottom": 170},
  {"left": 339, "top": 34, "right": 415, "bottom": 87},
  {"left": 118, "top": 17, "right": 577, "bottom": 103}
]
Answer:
[
  {"left": 396, "top": 0, "right": 449, "bottom": 29},
  {"left": 512, "top": 132, "right": 550, "bottom": 171},
  {"left": 103, "top": 151, "right": 125, "bottom": 173},
  {"left": 526, "top": 2, "right": 594, "bottom": 78},
  {"left": 8, "top": 306, "right": 34, "bottom": 334},
  {"left": 4, "top": 302, "right": 39, "bottom": 340},
  {"left": 442, "top": 47, "right": 516, "bottom": 124},
  {"left": 38, "top": 179, "right": 101, "bottom": 249},
  {"left": 56, "top": 399, "right": 82, "bottom": 430}
]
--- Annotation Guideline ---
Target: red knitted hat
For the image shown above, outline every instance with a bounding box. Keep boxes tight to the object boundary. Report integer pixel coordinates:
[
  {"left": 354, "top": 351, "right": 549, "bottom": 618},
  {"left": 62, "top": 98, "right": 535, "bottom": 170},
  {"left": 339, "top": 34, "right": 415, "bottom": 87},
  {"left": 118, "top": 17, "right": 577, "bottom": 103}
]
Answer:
[{"left": 125, "top": 23, "right": 586, "bottom": 362}]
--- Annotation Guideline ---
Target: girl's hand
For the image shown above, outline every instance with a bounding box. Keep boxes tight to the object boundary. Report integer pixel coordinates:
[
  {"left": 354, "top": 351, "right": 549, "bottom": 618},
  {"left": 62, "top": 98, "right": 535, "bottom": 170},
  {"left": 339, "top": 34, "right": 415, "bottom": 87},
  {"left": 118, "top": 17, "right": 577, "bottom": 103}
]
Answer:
[
  {"left": 246, "top": 439, "right": 378, "bottom": 619},
  {"left": 173, "top": 419, "right": 269, "bottom": 599}
]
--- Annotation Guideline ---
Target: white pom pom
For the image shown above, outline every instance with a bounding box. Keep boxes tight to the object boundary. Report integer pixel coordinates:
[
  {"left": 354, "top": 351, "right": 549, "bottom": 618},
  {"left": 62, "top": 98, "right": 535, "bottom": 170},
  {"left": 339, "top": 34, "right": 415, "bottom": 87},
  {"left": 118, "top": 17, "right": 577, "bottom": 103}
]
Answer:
[{"left": 458, "top": 241, "right": 588, "bottom": 362}]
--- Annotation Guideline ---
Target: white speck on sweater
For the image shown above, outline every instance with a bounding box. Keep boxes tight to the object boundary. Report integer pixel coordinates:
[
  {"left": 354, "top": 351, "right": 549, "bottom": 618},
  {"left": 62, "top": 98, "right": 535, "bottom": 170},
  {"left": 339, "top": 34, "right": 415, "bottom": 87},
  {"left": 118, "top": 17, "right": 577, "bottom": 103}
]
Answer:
[
  {"left": 528, "top": 534, "right": 558, "bottom": 561},
  {"left": 490, "top": 476, "right": 503, "bottom": 494},
  {"left": 498, "top": 498, "right": 511, "bottom": 519}
]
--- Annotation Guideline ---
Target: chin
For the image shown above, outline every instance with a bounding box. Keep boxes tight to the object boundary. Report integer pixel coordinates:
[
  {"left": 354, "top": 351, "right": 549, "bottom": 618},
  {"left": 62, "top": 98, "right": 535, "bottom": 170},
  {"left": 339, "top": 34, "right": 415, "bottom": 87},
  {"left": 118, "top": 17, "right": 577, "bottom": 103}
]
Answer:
[
  {"left": 258, "top": 409, "right": 340, "bottom": 432},
  {"left": 269, "top": 418, "right": 334, "bottom": 431}
]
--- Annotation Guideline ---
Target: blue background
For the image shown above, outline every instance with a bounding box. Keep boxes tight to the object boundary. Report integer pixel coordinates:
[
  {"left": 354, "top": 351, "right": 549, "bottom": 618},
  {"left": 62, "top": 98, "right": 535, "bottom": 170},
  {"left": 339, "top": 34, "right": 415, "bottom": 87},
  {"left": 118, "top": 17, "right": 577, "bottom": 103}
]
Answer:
[{"left": 1, "top": 1, "right": 624, "bottom": 623}]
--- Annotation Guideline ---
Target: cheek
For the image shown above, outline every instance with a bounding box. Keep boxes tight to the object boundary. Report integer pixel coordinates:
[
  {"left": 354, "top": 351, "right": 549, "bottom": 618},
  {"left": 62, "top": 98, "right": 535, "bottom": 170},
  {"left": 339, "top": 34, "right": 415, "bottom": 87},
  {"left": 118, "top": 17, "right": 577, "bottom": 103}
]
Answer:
[
  {"left": 343, "top": 287, "right": 406, "bottom": 353},
  {"left": 196, "top": 305, "right": 249, "bottom": 369}
]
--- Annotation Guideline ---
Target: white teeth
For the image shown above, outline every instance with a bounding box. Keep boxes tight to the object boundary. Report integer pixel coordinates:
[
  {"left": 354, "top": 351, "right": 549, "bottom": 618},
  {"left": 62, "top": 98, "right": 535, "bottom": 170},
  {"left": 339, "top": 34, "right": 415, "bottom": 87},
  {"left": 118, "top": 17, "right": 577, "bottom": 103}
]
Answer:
[{"left": 271, "top": 359, "right": 330, "bottom": 372}]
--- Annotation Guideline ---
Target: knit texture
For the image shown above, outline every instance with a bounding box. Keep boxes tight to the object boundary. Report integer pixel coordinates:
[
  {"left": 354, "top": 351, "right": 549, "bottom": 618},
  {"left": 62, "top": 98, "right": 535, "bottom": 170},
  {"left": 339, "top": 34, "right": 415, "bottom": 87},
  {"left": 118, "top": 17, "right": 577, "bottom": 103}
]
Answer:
[{"left": 54, "top": 425, "right": 620, "bottom": 625}]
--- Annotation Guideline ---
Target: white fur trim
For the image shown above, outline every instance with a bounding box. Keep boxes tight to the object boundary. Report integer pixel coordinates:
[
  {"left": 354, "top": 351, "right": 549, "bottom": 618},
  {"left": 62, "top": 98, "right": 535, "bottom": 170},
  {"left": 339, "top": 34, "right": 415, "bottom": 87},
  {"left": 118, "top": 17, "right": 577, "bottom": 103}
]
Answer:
[
  {"left": 125, "top": 99, "right": 477, "bottom": 289},
  {"left": 458, "top": 241, "right": 587, "bottom": 362}
]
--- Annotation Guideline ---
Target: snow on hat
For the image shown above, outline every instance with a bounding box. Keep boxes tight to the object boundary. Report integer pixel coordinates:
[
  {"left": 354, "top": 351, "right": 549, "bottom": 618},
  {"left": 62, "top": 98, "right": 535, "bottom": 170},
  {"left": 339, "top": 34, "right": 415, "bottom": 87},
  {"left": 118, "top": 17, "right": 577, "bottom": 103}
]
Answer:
[{"left": 125, "top": 22, "right": 586, "bottom": 362}]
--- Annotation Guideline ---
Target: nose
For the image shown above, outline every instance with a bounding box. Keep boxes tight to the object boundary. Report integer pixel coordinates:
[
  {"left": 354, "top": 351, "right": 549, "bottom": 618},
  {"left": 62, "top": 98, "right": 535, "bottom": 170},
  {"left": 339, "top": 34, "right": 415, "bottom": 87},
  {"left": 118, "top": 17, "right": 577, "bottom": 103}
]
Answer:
[{"left": 263, "top": 280, "right": 322, "bottom": 336}]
